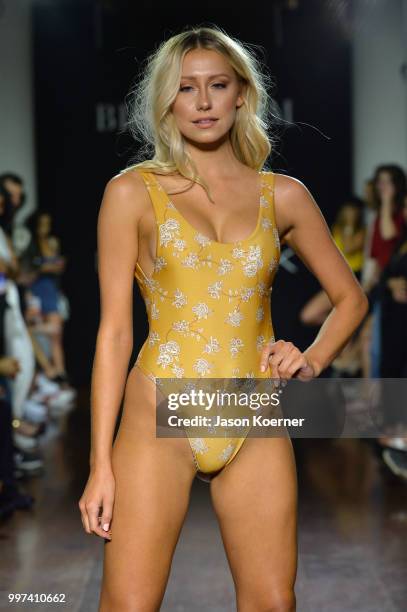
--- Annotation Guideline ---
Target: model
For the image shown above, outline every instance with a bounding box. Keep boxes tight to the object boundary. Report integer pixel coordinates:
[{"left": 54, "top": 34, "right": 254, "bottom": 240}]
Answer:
[{"left": 79, "top": 26, "right": 368, "bottom": 611}]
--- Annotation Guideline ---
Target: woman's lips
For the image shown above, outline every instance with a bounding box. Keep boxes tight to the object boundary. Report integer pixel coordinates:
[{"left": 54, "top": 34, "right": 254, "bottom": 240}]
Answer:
[{"left": 192, "top": 118, "right": 218, "bottom": 128}]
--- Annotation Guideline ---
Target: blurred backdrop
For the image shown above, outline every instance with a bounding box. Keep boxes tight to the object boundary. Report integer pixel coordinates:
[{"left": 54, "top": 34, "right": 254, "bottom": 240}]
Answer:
[
  {"left": 3, "top": 0, "right": 406, "bottom": 384},
  {"left": 1, "top": 2, "right": 407, "bottom": 609}
]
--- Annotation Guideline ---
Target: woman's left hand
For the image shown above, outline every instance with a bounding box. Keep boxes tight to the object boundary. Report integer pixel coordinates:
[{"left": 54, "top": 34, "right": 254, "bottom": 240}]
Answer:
[{"left": 260, "top": 339, "right": 317, "bottom": 382}]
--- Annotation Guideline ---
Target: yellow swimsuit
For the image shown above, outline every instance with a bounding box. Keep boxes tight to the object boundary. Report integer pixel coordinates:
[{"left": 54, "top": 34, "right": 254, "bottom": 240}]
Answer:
[{"left": 134, "top": 169, "right": 280, "bottom": 479}]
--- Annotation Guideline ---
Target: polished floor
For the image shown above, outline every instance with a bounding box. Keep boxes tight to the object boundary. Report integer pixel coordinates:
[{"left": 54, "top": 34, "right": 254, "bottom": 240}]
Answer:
[{"left": 1, "top": 386, "right": 407, "bottom": 612}]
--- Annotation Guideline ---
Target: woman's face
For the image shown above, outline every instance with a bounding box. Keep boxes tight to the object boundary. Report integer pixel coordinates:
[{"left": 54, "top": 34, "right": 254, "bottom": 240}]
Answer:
[
  {"left": 4, "top": 179, "right": 23, "bottom": 207},
  {"left": 37, "top": 214, "right": 51, "bottom": 237},
  {"left": 171, "top": 48, "right": 245, "bottom": 147},
  {"left": 375, "top": 171, "right": 396, "bottom": 201},
  {"left": 341, "top": 204, "right": 359, "bottom": 225}
]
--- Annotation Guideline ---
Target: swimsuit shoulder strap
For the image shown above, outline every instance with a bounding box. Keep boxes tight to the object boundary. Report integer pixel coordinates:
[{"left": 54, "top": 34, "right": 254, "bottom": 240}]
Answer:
[
  {"left": 260, "top": 171, "right": 280, "bottom": 253},
  {"left": 135, "top": 169, "right": 168, "bottom": 226}
]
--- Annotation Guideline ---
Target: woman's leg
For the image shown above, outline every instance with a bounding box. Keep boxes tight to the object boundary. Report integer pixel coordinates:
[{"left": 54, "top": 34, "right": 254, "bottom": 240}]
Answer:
[
  {"left": 26, "top": 327, "right": 58, "bottom": 378},
  {"left": 210, "top": 435, "right": 298, "bottom": 612},
  {"left": 4, "top": 282, "right": 36, "bottom": 419},
  {"left": 99, "top": 366, "right": 197, "bottom": 611},
  {"left": 44, "top": 312, "right": 66, "bottom": 374}
]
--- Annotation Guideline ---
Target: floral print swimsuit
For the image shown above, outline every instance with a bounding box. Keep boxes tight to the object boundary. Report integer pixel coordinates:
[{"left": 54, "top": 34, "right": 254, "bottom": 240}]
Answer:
[{"left": 133, "top": 169, "right": 281, "bottom": 480}]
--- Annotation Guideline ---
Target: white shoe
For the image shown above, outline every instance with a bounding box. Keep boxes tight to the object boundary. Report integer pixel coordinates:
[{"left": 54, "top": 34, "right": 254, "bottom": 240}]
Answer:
[
  {"left": 35, "top": 372, "right": 61, "bottom": 395},
  {"left": 29, "top": 389, "right": 52, "bottom": 404},
  {"left": 22, "top": 398, "right": 48, "bottom": 423},
  {"left": 13, "top": 431, "right": 39, "bottom": 452},
  {"left": 30, "top": 385, "right": 76, "bottom": 406},
  {"left": 48, "top": 388, "right": 77, "bottom": 406},
  {"left": 14, "top": 448, "right": 44, "bottom": 472}
]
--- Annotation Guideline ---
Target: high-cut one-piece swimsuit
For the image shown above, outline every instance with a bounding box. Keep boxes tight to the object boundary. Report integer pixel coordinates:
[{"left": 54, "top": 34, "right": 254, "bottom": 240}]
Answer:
[{"left": 132, "top": 168, "right": 281, "bottom": 479}]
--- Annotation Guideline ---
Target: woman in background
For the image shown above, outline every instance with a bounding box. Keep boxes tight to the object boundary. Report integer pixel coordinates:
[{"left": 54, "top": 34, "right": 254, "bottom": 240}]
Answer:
[
  {"left": 23, "top": 211, "right": 69, "bottom": 385},
  {"left": 300, "top": 197, "right": 366, "bottom": 328},
  {"left": 360, "top": 165, "right": 406, "bottom": 378}
]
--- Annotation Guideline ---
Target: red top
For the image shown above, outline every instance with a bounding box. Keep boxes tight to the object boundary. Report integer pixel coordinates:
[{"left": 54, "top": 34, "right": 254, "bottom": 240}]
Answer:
[{"left": 370, "top": 210, "right": 405, "bottom": 270}]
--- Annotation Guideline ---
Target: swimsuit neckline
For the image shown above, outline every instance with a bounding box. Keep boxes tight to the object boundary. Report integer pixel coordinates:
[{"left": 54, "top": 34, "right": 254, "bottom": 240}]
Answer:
[{"left": 148, "top": 170, "right": 266, "bottom": 247}]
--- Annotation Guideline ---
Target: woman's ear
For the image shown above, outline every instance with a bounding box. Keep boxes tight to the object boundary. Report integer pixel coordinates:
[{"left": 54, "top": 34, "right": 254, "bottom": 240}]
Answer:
[{"left": 236, "top": 80, "right": 247, "bottom": 109}]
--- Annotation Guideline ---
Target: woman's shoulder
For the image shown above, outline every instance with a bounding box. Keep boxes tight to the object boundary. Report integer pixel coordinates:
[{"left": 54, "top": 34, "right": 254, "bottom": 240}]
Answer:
[
  {"left": 99, "top": 166, "right": 153, "bottom": 223},
  {"left": 272, "top": 171, "right": 305, "bottom": 189},
  {"left": 108, "top": 165, "right": 150, "bottom": 192},
  {"left": 105, "top": 166, "right": 152, "bottom": 201},
  {"left": 270, "top": 172, "right": 324, "bottom": 235},
  {"left": 272, "top": 172, "right": 311, "bottom": 209}
]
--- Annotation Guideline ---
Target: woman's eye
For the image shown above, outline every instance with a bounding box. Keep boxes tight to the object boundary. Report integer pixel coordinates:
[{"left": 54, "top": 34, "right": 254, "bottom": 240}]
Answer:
[{"left": 179, "top": 83, "right": 227, "bottom": 92}]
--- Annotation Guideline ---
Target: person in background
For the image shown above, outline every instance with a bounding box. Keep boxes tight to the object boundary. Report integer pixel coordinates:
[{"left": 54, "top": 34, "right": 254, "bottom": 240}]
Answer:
[
  {"left": 360, "top": 177, "right": 378, "bottom": 288},
  {"left": 300, "top": 196, "right": 366, "bottom": 328},
  {"left": 0, "top": 177, "right": 75, "bottom": 475},
  {"left": 360, "top": 164, "right": 406, "bottom": 379},
  {"left": 299, "top": 197, "right": 367, "bottom": 377},
  {"left": 331, "top": 197, "right": 365, "bottom": 280},
  {"left": 369, "top": 193, "right": 407, "bottom": 480},
  {"left": 23, "top": 211, "right": 69, "bottom": 385},
  {"left": 0, "top": 183, "right": 41, "bottom": 439},
  {"left": 0, "top": 269, "right": 35, "bottom": 520},
  {"left": 377, "top": 192, "right": 407, "bottom": 378},
  {"left": 0, "top": 173, "right": 25, "bottom": 215}
]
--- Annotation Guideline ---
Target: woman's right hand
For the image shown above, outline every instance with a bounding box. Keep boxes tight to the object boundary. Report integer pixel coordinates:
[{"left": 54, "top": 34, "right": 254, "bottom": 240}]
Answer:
[
  {"left": 78, "top": 466, "right": 115, "bottom": 540},
  {"left": 0, "top": 357, "right": 20, "bottom": 378}
]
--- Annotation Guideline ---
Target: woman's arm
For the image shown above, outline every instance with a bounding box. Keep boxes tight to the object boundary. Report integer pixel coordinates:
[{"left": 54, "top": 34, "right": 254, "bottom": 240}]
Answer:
[
  {"left": 38, "top": 238, "right": 66, "bottom": 273},
  {"left": 90, "top": 171, "right": 146, "bottom": 470},
  {"left": 3, "top": 234, "right": 20, "bottom": 278},
  {"left": 78, "top": 170, "right": 148, "bottom": 541},
  {"left": 273, "top": 174, "right": 369, "bottom": 377}
]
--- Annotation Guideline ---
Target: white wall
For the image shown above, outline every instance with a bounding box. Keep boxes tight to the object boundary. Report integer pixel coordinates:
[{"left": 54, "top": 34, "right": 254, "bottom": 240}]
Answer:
[
  {"left": 0, "top": 0, "right": 36, "bottom": 219},
  {"left": 352, "top": 0, "right": 407, "bottom": 195}
]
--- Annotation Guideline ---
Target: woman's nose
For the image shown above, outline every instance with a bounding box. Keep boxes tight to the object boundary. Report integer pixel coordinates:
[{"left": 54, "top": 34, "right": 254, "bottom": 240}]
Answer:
[{"left": 196, "top": 89, "right": 211, "bottom": 110}]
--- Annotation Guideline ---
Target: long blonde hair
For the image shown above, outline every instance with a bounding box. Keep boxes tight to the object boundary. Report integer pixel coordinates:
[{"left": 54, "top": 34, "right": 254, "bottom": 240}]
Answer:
[{"left": 122, "top": 25, "right": 279, "bottom": 197}]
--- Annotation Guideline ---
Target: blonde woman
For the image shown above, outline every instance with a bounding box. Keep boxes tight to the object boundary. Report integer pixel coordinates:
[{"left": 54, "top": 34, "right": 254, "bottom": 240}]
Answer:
[{"left": 79, "top": 26, "right": 368, "bottom": 611}]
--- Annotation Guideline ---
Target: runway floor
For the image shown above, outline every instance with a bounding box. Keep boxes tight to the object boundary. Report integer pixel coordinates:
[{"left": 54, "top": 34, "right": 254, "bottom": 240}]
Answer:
[{"left": 1, "top": 385, "right": 407, "bottom": 611}]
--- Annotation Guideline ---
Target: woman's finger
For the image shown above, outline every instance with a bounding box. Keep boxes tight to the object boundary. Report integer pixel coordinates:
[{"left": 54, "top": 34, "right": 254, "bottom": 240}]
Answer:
[
  {"left": 88, "top": 504, "right": 110, "bottom": 538},
  {"left": 285, "top": 355, "right": 309, "bottom": 378},
  {"left": 100, "top": 497, "right": 114, "bottom": 539},
  {"left": 86, "top": 502, "right": 107, "bottom": 538},
  {"left": 276, "top": 348, "right": 304, "bottom": 378},
  {"left": 260, "top": 340, "right": 290, "bottom": 373},
  {"left": 260, "top": 340, "right": 279, "bottom": 372},
  {"left": 269, "top": 342, "right": 295, "bottom": 374}
]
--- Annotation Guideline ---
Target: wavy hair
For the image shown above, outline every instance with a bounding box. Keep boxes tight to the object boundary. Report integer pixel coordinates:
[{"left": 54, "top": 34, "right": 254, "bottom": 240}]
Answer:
[
  {"left": 372, "top": 164, "right": 407, "bottom": 212},
  {"left": 122, "top": 25, "right": 279, "bottom": 197}
]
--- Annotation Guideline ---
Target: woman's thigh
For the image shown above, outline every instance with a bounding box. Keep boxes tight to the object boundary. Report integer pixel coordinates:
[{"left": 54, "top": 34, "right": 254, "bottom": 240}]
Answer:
[
  {"left": 99, "top": 366, "right": 197, "bottom": 611},
  {"left": 209, "top": 435, "right": 298, "bottom": 611}
]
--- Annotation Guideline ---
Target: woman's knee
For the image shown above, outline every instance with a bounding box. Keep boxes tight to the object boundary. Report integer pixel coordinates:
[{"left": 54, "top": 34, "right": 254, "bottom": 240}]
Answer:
[
  {"left": 237, "top": 587, "right": 296, "bottom": 612},
  {"left": 99, "top": 586, "right": 163, "bottom": 612}
]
